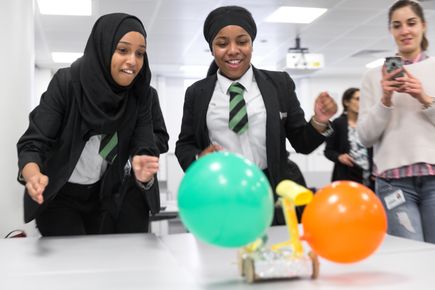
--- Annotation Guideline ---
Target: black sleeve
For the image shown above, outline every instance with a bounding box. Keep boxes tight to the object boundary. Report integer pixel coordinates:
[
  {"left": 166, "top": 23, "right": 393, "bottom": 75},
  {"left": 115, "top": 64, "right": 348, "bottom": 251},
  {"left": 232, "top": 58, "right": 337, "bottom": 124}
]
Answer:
[
  {"left": 324, "top": 119, "right": 341, "bottom": 163},
  {"left": 130, "top": 88, "right": 159, "bottom": 157},
  {"left": 281, "top": 73, "right": 325, "bottom": 154},
  {"left": 17, "top": 69, "right": 68, "bottom": 175},
  {"left": 150, "top": 87, "right": 169, "bottom": 154},
  {"left": 175, "top": 85, "right": 202, "bottom": 171}
]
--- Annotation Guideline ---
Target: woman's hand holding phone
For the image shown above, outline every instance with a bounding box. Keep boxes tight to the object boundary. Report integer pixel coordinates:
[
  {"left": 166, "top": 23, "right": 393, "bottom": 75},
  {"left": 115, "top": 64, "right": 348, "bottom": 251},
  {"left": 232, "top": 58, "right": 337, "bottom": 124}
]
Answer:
[
  {"left": 397, "top": 68, "right": 432, "bottom": 107},
  {"left": 381, "top": 57, "right": 406, "bottom": 106},
  {"left": 382, "top": 57, "right": 432, "bottom": 107},
  {"left": 381, "top": 63, "right": 402, "bottom": 107}
]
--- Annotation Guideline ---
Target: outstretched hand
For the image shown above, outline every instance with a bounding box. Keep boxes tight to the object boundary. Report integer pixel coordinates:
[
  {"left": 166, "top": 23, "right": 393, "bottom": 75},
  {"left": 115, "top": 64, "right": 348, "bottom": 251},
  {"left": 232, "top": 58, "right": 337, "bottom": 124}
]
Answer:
[
  {"left": 23, "top": 163, "right": 48, "bottom": 205},
  {"left": 132, "top": 155, "right": 159, "bottom": 183}
]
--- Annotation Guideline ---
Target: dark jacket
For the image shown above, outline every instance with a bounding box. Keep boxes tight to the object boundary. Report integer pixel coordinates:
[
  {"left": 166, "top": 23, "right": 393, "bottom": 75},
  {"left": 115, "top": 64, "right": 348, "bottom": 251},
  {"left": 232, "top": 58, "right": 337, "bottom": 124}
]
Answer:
[
  {"left": 144, "top": 87, "right": 169, "bottom": 213},
  {"left": 17, "top": 68, "right": 157, "bottom": 223},
  {"left": 149, "top": 87, "right": 169, "bottom": 155},
  {"left": 175, "top": 66, "right": 326, "bottom": 192},
  {"left": 324, "top": 113, "right": 374, "bottom": 188},
  {"left": 114, "top": 87, "right": 169, "bottom": 233}
]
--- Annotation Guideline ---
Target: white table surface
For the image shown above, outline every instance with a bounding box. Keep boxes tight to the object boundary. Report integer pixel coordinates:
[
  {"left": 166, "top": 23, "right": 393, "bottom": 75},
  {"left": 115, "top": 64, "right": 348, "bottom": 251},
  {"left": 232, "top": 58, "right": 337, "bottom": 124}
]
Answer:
[
  {"left": 1, "top": 226, "right": 435, "bottom": 290},
  {"left": 160, "top": 226, "right": 435, "bottom": 289},
  {"left": 0, "top": 234, "right": 199, "bottom": 290}
]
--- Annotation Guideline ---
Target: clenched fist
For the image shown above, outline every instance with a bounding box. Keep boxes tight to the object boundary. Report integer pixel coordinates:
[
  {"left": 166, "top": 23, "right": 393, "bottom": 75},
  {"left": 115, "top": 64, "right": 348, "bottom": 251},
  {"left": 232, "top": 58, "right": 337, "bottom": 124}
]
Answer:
[{"left": 132, "top": 155, "right": 159, "bottom": 183}]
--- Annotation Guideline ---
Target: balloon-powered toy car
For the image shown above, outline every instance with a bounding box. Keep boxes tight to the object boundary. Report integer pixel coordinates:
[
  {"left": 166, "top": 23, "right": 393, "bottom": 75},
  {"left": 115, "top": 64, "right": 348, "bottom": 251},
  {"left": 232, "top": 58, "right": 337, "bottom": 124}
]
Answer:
[
  {"left": 177, "top": 152, "right": 387, "bottom": 284},
  {"left": 238, "top": 180, "right": 319, "bottom": 283}
]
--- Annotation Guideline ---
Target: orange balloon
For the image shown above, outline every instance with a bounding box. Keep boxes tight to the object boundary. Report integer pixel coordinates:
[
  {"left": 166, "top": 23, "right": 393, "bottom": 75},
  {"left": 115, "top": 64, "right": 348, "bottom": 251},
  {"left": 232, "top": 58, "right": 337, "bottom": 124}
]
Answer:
[{"left": 302, "top": 181, "right": 387, "bottom": 263}]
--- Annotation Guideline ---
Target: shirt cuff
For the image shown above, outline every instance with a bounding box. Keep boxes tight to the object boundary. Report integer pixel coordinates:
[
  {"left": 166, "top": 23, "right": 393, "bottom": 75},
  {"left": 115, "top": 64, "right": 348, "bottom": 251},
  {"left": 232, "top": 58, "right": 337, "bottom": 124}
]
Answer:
[
  {"left": 310, "top": 117, "right": 334, "bottom": 137},
  {"left": 320, "top": 122, "right": 334, "bottom": 137},
  {"left": 136, "top": 176, "right": 155, "bottom": 191}
]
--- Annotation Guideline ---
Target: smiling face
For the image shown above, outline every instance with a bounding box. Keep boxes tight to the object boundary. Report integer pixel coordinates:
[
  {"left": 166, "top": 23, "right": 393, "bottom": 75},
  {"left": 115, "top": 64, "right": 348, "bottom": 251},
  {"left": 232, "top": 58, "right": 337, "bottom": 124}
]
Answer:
[
  {"left": 389, "top": 6, "right": 426, "bottom": 59},
  {"left": 111, "top": 31, "right": 146, "bottom": 87},
  {"left": 211, "top": 25, "right": 253, "bottom": 80}
]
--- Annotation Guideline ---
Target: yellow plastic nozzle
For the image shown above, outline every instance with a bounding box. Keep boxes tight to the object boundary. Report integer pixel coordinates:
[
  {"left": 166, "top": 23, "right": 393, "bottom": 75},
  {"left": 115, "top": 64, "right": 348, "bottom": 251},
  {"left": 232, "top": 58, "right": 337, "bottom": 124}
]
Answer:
[{"left": 275, "top": 180, "right": 313, "bottom": 206}]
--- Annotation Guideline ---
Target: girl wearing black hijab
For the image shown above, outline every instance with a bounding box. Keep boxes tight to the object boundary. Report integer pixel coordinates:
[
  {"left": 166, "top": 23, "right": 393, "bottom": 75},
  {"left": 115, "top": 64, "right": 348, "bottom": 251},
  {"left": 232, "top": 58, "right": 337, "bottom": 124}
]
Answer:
[
  {"left": 175, "top": 6, "right": 338, "bottom": 225},
  {"left": 17, "top": 13, "right": 160, "bottom": 236}
]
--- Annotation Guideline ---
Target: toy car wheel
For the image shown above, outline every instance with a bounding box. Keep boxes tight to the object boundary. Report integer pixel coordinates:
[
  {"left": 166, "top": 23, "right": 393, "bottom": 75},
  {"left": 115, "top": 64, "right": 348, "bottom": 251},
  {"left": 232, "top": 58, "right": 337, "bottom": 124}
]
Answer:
[
  {"left": 309, "top": 251, "right": 320, "bottom": 279},
  {"left": 243, "top": 257, "right": 256, "bottom": 283}
]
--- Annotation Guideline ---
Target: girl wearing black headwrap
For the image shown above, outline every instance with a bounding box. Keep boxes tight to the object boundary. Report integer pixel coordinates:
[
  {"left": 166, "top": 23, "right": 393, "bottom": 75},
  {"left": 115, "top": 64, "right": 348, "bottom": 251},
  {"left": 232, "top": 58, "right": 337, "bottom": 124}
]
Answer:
[
  {"left": 176, "top": 6, "right": 338, "bottom": 225},
  {"left": 17, "top": 13, "right": 162, "bottom": 236}
]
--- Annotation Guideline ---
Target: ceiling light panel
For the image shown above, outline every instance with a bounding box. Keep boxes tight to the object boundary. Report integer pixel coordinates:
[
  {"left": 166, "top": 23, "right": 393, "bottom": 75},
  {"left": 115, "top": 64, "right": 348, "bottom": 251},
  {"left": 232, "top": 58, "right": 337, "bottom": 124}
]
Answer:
[
  {"left": 266, "top": 6, "right": 327, "bottom": 24},
  {"left": 37, "top": 0, "right": 92, "bottom": 16}
]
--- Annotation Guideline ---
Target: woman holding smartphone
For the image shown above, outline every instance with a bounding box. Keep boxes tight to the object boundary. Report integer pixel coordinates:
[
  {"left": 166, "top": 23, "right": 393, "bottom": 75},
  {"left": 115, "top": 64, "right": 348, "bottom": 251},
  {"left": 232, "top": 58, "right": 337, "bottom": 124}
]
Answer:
[{"left": 357, "top": 0, "right": 435, "bottom": 243}]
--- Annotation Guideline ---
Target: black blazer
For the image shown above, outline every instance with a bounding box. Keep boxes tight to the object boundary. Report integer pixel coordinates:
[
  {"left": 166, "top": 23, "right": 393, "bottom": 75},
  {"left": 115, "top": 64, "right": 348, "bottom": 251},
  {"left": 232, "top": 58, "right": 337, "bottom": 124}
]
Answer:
[
  {"left": 324, "top": 113, "right": 373, "bottom": 186},
  {"left": 120, "top": 87, "right": 169, "bottom": 217},
  {"left": 149, "top": 87, "right": 169, "bottom": 155},
  {"left": 17, "top": 68, "right": 158, "bottom": 223},
  {"left": 144, "top": 87, "right": 169, "bottom": 213},
  {"left": 114, "top": 86, "right": 169, "bottom": 233},
  {"left": 175, "top": 67, "right": 326, "bottom": 191}
]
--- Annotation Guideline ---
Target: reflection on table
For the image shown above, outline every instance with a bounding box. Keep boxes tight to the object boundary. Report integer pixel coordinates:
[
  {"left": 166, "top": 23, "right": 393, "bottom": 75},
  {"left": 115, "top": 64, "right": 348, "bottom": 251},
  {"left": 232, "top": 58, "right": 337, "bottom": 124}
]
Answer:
[{"left": 1, "top": 226, "right": 435, "bottom": 290}]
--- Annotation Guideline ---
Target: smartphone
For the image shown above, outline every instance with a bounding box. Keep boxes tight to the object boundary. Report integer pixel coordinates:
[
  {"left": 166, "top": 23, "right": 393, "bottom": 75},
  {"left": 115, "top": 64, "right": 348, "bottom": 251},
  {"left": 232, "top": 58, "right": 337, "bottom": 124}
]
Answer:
[{"left": 384, "top": 56, "right": 404, "bottom": 79}]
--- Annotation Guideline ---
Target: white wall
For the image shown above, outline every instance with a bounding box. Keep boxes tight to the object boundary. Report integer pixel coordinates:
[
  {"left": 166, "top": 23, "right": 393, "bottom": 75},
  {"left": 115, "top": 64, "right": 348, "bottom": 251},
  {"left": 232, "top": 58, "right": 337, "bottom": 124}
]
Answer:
[
  {"left": 156, "top": 77, "right": 189, "bottom": 153},
  {"left": 0, "top": 0, "right": 37, "bottom": 237},
  {"left": 153, "top": 76, "right": 187, "bottom": 199},
  {"left": 34, "top": 67, "right": 53, "bottom": 109}
]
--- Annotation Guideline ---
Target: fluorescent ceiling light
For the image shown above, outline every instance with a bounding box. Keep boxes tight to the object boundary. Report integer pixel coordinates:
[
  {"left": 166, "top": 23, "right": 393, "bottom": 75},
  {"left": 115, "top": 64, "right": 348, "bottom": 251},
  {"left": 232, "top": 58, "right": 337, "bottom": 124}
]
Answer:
[
  {"left": 365, "top": 58, "right": 385, "bottom": 69},
  {"left": 52, "top": 52, "right": 83, "bottom": 63},
  {"left": 37, "top": 0, "right": 92, "bottom": 16},
  {"left": 266, "top": 6, "right": 327, "bottom": 24}
]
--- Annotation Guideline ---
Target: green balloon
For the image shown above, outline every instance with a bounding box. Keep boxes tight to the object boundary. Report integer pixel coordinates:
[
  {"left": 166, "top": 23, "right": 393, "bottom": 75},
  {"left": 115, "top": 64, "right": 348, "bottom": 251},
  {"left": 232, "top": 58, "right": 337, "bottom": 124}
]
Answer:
[{"left": 178, "top": 152, "right": 273, "bottom": 248}]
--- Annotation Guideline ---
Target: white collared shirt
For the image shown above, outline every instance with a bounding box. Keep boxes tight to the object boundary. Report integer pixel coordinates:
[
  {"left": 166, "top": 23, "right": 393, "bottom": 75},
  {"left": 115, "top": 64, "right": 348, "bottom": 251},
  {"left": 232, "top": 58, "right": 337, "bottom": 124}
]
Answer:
[
  {"left": 69, "top": 135, "right": 108, "bottom": 184},
  {"left": 206, "top": 66, "right": 267, "bottom": 169}
]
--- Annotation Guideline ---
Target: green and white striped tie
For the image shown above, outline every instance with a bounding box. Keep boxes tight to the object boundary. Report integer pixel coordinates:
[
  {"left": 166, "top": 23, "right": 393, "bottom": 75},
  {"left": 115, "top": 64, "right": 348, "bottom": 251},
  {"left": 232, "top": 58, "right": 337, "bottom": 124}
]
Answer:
[
  {"left": 99, "top": 132, "right": 118, "bottom": 164},
  {"left": 228, "top": 82, "right": 248, "bottom": 134}
]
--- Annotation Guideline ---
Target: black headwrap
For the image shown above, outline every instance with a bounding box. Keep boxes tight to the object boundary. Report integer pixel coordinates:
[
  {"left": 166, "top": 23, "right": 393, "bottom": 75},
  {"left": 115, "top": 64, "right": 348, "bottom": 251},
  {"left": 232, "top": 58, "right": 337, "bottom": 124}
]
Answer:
[
  {"left": 206, "top": 60, "right": 220, "bottom": 77},
  {"left": 203, "top": 6, "right": 257, "bottom": 50},
  {"left": 71, "top": 13, "right": 151, "bottom": 134}
]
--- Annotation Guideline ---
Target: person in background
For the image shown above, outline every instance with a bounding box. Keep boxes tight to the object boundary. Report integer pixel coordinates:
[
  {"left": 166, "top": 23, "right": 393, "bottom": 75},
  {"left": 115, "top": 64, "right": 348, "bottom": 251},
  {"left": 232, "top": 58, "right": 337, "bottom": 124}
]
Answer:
[
  {"left": 175, "top": 5, "right": 337, "bottom": 225},
  {"left": 115, "top": 87, "right": 169, "bottom": 233},
  {"left": 17, "top": 13, "right": 159, "bottom": 236},
  {"left": 357, "top": 0, "right": 435, "bottom": 243},
  {"left": 324, "top": 88, "right": 374, "bottom": 190}
]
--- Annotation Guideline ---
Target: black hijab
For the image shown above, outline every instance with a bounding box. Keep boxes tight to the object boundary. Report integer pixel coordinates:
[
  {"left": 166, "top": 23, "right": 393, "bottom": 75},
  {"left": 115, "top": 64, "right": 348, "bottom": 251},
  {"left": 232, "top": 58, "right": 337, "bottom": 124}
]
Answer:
[{"left": 71, "top": 13, "right": 151, "bottom": 134}]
